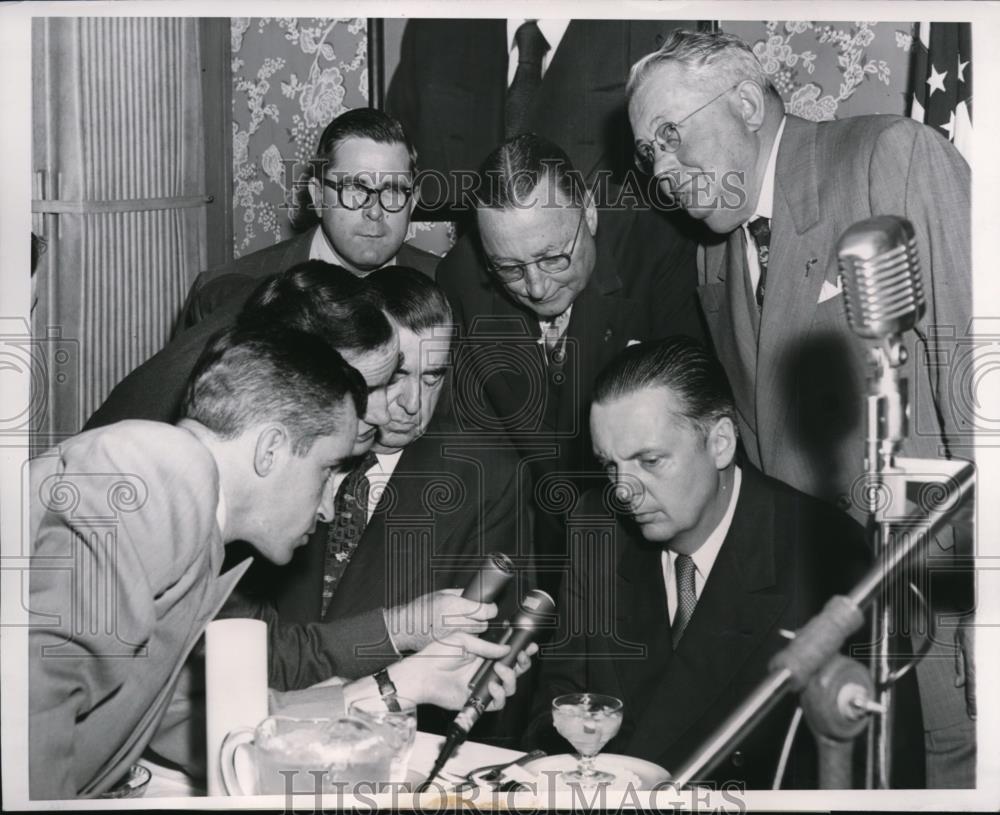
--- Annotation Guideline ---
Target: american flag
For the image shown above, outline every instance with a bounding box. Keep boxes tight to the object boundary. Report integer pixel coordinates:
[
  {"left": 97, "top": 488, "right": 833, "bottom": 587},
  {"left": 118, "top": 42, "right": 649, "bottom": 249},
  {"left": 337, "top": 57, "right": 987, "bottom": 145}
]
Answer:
[{"left": 909, "top": 22, "right": 972, "bottom": 161}]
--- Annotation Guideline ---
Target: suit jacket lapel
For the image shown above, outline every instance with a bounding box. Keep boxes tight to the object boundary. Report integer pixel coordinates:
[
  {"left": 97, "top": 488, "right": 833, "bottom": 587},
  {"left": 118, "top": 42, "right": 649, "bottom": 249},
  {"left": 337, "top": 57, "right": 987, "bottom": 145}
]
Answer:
[
  {"left": 755, "top": 117, "right": 831, "bottom": 472},
  {"left": 624, "top": 473, "right": 789, "bottom": 763},
  {"left": 611, "top": 531, "right": 674, "bottom": 713},
  {"left": 532, "top": 21, "right": 628, "bottom": 180}
]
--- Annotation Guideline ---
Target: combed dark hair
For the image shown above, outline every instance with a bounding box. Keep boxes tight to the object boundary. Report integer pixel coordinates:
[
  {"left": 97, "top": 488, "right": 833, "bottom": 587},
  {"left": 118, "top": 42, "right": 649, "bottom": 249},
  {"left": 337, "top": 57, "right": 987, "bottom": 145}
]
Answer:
[
  {"left": 474, "top": 133, "right": 588, "bottom": 210},
  {"left": 593, "top": 336, "right": 737, "bottom": 438},
  {"left": 181, "top": 324, "right": 367, "bottom": 455},
  {"left": 290, "top": 107, "right": 417, "bottom": 230},
  {"left": 365, "top": 266, "right": 452, "bottom": 333},
  {"left": 315, "top": 107, "right": 417, "bottom": 171},
  {"left": 237, "top": 261, "right": 393, "bottom": 356}
]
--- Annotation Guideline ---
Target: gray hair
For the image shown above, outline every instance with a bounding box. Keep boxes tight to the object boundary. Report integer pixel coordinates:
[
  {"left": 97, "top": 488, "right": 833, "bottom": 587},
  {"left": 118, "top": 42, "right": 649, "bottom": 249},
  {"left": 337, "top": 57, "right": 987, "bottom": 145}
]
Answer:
[{"left": 627, "top": 29, "right": 780, "bottom": 103}]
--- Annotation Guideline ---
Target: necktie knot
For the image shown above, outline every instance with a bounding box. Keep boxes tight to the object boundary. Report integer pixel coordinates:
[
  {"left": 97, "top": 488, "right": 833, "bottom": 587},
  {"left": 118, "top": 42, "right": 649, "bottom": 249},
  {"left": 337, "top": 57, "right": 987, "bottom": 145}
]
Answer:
[
  {"left": 506, "top": 21, "right": 549, "bottom": 138},
  {"left": 747, "top": 216, "right": 771, "bottom": 245},
  {"left": 514, "top": 20, "right": 549, "bottom": 64}
]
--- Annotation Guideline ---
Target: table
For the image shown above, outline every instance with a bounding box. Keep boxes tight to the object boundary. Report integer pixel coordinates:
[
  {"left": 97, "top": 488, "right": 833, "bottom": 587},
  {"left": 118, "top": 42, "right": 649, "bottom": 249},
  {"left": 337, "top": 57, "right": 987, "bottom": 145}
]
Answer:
[{"left": 143, "top": 731, "right": 523, "bottom": 798}]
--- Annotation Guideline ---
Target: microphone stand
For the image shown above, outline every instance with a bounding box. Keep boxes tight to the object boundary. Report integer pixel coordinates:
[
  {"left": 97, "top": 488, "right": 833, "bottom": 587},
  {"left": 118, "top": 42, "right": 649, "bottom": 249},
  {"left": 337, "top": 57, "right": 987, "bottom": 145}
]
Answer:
[{"left": 668, "top": 457, "right": 974, "bottom": 789}]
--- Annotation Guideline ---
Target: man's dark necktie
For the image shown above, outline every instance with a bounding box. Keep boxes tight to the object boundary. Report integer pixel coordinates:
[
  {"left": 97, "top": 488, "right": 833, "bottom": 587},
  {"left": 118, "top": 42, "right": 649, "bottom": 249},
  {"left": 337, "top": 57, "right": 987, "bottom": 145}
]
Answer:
[
  {"left": 671, "top": 553, "right": 697, "bottom": 649},
  {"left": 747, "top": 216, "right": 771, "bottom": 308},
  {"left": 506, "top": 21, "right": 549, "bottom": 138},
  {"left": 321, "top": 451, "right": 377, "bottom": 618}
]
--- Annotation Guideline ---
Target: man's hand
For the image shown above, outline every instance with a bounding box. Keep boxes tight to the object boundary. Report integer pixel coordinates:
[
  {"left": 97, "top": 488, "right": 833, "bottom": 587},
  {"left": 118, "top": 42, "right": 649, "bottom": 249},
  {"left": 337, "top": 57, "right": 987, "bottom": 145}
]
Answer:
[
  {"left": 954, "top": 616, "right": 976, "bottom": 720},
  {"left": 386, "top": 588, "right": 497, "bottom": 653},
  {"left": 388, "top": 631, "right": 537, "bottom": 711}
]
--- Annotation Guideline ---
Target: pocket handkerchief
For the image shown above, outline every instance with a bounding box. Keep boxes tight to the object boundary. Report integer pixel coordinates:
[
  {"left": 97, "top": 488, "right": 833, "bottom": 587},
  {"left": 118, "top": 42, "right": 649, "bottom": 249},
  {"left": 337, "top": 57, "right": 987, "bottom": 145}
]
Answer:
[{"left": 818, "top": 278, "right": 843, "bottom": 304}]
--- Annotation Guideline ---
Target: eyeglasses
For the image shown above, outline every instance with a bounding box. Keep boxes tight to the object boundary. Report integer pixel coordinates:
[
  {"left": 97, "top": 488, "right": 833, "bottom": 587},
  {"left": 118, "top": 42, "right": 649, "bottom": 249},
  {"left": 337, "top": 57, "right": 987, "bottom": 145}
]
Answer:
[
  {"left": 633, "top": 83, "right": 740, "bottom": 174},
  {"left": 486, "top": 209, "right": 587, "bottom": 283},
  {"left": 321, "top": 177, "right": 413, "bottom": 213}
]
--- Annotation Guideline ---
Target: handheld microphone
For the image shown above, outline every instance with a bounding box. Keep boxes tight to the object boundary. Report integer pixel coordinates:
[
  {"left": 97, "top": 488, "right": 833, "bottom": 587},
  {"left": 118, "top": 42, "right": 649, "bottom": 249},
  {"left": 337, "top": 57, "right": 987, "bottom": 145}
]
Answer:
[
  {"left": 836, "top": 215, "right": 925, "bottom": 341},
  {"left": 462, "top": 552, "right": 515, "bottom": 604},
  {"left": 420, "top": 589, "right": 556, "bottom": 790}
]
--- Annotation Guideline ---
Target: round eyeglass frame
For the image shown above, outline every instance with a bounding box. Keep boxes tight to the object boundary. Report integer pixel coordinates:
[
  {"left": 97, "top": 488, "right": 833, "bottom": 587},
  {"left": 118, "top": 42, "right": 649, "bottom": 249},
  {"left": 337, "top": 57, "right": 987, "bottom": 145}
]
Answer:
[
  {"left": 321, "top": 177, "right": 413, "bottom": 213},
  {"left": 487, "top": 208, "right": 587, "bottom": 283},
  {"left": 633, "top": 83, "right": 741, "bottom": 174}
]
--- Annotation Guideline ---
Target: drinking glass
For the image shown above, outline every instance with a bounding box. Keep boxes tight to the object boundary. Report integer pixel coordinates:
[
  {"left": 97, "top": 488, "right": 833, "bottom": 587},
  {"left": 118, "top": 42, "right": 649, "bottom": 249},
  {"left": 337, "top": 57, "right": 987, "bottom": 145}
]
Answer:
[
  {"left": 551, "top": 693, "right": 624, "bottom": 787},
  {"left": 348, "top": 696, "right": 418, "bottom": 783},
  {"left": 221, "top": 715, "right": 393, "bottom": 795}
]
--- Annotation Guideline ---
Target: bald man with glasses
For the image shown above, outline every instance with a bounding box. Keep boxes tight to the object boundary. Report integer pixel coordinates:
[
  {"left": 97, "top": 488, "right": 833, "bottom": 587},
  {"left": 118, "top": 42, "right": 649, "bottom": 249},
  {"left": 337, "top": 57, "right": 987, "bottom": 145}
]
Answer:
[{"left": 436, "top": 133, "right": 703, "bottom": 587}]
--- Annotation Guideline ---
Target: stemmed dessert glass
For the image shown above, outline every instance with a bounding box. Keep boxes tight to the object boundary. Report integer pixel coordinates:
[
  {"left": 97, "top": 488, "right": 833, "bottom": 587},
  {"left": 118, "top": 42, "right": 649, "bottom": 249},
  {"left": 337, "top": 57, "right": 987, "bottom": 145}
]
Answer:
[{"left": 551, "top": 693, "right": 624, "bottom": 787}]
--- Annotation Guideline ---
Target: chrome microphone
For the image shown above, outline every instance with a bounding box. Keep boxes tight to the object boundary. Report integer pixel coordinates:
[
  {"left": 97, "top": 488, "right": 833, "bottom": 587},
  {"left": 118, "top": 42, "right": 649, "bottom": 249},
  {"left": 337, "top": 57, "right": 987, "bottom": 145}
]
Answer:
[
  {"left": 462, "top": 552, "right": 515, "bottom": 604},
  {"left": 836, "top": 215, "right": 926, "bottom": 340},
  {"left": 420, "top": 589, "right": 556, "bottom": 790}
]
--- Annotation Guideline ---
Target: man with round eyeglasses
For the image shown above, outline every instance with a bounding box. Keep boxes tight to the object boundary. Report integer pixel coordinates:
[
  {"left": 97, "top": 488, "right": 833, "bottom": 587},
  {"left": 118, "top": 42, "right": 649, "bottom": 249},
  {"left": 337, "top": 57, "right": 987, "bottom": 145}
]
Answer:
[
  {"left": 436, "top": 133, "right": 703, "bottom": 586},
  {"left": 627, "top": 28, "right": 973, "bottom": 788},
  {"left": 175, "top": 108, "right": 440, "bottom": 332}
]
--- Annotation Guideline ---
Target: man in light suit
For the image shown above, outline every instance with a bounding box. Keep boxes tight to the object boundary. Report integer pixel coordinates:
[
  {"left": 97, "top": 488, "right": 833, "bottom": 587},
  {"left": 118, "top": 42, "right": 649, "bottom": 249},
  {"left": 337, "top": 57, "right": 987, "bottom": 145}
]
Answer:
[
  {"left": 30, "top": 325, "right": 530, "bottom": 799},
  {"left": 527, "top": 337, "right": 873, "bottom": 789},
  {"left": 436, "top": 133, "right": 702, "bottom": 588},
  {"left": 386, "top": 18, "right": 690, "bottom": 211},
  {"left": 627, "top": 29, "right": 974, "bottom": 786},
  {"left": 176, "top": 107, "right": 439, "bottom": 331}
]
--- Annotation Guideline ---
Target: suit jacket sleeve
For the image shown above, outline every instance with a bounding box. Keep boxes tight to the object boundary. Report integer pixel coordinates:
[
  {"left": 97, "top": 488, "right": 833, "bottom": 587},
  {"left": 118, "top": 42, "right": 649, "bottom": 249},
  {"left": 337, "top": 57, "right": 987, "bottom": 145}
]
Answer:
[
  {"left": 29, "top": 429, "right": 218, "bottom": 799},
  {"left": 635, "top": 209, "right": 705, "bottom": 344},
  {"left": 871, "top": 120, "right": 972, "bottom": 458},
  {"left": 219, "top": 590, "right": 398, "bottom": 692}
]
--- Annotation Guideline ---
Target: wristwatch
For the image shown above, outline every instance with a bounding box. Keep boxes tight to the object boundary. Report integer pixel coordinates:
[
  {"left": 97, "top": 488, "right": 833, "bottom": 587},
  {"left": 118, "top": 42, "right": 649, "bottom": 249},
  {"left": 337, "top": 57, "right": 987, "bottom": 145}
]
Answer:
[{"left": 374, "top": 667, "right": 402, "bottom": 712}]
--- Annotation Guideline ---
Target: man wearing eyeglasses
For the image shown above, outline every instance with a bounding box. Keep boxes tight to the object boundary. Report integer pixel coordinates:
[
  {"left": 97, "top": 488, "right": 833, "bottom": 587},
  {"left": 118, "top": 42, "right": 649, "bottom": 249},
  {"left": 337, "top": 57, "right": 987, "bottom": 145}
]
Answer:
[
  {"left": 175, "top": 108, "right": 438, "bottom": 332},
  {"left": 627, "top": 29, "right": 973, "bottom": 788},
  {"left": 436, "top": 133, "right": 703, "bottom": 588}
]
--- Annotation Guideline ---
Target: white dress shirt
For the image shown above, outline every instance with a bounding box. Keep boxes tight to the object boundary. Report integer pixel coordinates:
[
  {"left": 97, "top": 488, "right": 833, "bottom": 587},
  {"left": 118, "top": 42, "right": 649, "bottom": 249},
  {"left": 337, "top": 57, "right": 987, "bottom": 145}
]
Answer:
[
  {"left": 661, "top": 466, "right": 742, "bottom": 625},
  {"left": 741, "top": 116, "right": 786, "bottom": 291},
  {"left": 506, "top": 19, "right": 570, "bottom": 86}
]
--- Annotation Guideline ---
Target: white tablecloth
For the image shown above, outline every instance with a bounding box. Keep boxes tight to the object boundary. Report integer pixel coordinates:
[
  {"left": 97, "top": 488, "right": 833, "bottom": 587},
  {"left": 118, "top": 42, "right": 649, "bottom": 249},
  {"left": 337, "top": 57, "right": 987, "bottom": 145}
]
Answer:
[{"left": 143, "top": 731, "right": 523, "bottom": 798}]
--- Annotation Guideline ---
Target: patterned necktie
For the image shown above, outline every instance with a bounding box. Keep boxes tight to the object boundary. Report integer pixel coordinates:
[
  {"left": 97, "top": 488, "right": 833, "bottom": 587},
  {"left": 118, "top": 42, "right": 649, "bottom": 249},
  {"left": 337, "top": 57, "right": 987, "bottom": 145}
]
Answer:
[
  {"left": 671, "top": 553, "right": 697, "bottom": 649},
  {"left": 321, "top": 451, "right": 377, "bottom": 617},
  {"left": 747, "top": 216, "right": 771, "bottom": 308},
  {"left": 540, "top": 309, "right": 571, "bottom": 365},
  {"left": 506, "top": 21, "right": 549, "bottom": 137}
]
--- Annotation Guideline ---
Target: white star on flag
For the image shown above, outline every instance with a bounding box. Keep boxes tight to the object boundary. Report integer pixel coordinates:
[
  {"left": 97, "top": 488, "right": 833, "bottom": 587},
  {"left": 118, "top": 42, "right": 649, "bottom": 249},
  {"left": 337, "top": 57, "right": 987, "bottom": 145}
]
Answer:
[
  {"left": 958, "top": 60, "right": 968, "bottom": 82},
  {"left": 926, "top": 64, "right": 947, "bottom": 95},
  {"left": 941, "top": 109, "right": 957, "bottom": 140}
]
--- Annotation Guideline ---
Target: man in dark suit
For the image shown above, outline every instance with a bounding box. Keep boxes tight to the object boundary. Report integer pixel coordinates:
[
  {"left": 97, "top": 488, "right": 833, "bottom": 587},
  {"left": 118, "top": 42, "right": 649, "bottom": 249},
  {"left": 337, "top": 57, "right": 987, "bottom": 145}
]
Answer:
[
  {"left": 527, "top": 336, "right": 874, "bottom": 789},
  {"left": 253, "top": 267, "right": 532, "bottom": 690},
  {"left": 176, "top": 108, "right": 440, "bottom": 331},
  {"left": 627, "top": 29, "right": 974, "bottom": 786},
  {"left": 435, "top": 133, "right": 702, "bottom": 583},
  {"left": 386, "top": 18, "right": 692, "bottom": 211}
]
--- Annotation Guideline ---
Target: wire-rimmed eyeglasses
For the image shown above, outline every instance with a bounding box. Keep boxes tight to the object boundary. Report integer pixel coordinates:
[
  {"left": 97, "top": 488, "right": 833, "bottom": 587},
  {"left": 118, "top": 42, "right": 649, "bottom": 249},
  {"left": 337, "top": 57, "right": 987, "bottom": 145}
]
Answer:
[
  {"left": 486, "top": 208, "right": 587, "bottom": 283},
  {"left": 321, "top": 177, "right": 413, "bottom": 213},
  {"left": 633, "top": 83, "right": 740, "bottom": 175}
]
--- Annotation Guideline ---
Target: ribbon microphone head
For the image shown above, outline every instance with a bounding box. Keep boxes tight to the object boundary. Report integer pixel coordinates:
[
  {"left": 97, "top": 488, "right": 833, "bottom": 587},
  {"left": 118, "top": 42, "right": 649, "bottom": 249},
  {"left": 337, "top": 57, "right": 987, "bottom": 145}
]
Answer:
[{"left": 836, "top": 215, "right": 926, "bottom": 340}]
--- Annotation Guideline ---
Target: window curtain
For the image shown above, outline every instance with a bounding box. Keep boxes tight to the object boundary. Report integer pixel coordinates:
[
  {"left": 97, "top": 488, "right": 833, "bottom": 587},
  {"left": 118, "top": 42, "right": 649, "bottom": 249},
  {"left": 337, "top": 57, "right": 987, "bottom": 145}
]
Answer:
[{"left": 32, "top": 17, "right": 206, "bottom": 442}]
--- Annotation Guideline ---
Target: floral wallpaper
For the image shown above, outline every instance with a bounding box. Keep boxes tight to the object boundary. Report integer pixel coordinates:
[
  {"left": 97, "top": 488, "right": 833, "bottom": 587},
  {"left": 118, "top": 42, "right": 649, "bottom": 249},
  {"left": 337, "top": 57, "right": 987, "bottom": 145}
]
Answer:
[
  {"left": 231, "top": 17, "right": 368, "bottom": 257},
  {"left": 229, "top": 19, "right": 920, "bottom": 259},
  {"left": 724, "top": 21, "right": 915, "bottom": 120}
]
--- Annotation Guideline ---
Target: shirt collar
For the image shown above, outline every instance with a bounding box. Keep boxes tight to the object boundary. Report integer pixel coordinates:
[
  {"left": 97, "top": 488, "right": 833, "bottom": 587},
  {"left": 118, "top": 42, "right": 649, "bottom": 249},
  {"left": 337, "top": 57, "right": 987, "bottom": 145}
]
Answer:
[
  {"left": 215, "top": 489, "right": 227, "bottom": 538},
  {"left": 506, "top": 19, "right": 570, "bottom": 59},
  {"left": 750, "top": 115, "right": 787, "bottom": 222},
  {"left": 308, "top": 226, "right": 396, "bottom": 275},
  {"left": 671, "top": 465, "right": 742, "bottom": 582}
]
